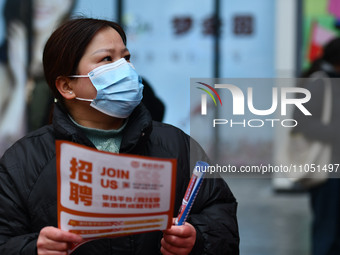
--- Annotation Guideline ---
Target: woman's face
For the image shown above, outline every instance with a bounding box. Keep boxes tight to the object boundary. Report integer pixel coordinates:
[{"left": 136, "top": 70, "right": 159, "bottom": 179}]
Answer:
[
  {"left": 70, "top": 27, "right": 131, "bottom": 101},
  {"left": 33, "top": 0, "right": 73, "bottom": 32}
]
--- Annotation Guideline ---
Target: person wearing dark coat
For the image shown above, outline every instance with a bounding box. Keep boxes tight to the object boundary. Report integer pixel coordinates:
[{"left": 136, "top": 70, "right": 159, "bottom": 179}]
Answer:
[
  {"left": 293, "top": 38, "right": 340, "bottom": 255},
  {"left": 0, "top": 18, "right": 239, "bottom": 255}
]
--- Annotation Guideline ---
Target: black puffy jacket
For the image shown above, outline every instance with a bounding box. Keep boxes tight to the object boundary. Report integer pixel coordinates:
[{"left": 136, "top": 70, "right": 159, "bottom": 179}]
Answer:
[{"left": 0, "top": 103, "right": 239, "bottom": 254}]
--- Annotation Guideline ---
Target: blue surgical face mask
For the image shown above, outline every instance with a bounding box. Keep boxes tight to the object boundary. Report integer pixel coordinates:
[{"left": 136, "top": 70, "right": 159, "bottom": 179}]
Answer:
[{"left": 69, "top": 58, "right": 144, "bottom": 118}]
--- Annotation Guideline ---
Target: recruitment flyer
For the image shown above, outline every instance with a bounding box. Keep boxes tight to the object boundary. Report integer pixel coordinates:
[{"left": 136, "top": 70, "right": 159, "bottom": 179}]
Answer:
[{"left": 56, "top": 140, "right": 177, "bottom": 253}]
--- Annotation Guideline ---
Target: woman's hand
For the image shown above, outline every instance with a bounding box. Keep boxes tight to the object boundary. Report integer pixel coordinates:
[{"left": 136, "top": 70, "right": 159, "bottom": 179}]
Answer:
[
  {"left": 0, "top": 21, "right": 28, "bottom": 141},
  {"left": 37, "top": 226, "right": 83, "bottom": 255},
  {"left": 161, "top": 219, "right": 196, "bottom": 255}
]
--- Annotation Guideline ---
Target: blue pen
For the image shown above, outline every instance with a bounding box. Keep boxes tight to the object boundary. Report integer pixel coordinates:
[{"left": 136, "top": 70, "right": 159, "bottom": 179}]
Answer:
[{"left": 175, "top": 161, "right": 208, "bottom": 225}]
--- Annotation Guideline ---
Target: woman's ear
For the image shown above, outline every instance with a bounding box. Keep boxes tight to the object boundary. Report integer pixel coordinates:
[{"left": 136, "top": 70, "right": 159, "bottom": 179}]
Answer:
[{"left": 55, "top": 76, "right": 75, "bottom": 100}]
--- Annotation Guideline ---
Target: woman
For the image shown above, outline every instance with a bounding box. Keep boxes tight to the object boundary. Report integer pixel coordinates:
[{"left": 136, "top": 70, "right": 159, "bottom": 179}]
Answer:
[
  {"left": 0, "top": 18, "right": 239, "bottom": 254},
  {"left": 0, "top": 0, "right": 76, "bottom": 156}
]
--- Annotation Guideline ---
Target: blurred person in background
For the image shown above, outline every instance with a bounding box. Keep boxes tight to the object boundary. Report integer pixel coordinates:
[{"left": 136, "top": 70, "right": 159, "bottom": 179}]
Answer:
[
  {"left": 294, "top": 37, "right": 340, "bottom": 255},
  {"left": 141, "top": 77, "right": 165, "bottom": 122},
  {"left": 0, "top": 0, "right": 76, "bottom": 156}
]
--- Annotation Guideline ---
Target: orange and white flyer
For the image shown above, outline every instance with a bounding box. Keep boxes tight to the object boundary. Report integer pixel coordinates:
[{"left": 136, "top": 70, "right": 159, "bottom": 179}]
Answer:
[{"left": 56, "top": 140, "right": 177, "bottom": 253}]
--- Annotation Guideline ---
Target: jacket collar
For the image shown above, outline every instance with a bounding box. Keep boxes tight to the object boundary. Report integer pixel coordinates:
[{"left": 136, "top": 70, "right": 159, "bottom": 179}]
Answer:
[
  {"left": 52, "top": 102, "right": 153, "bottom": 153},
  {"left": 120, "top": 103, "right": 153, "bottom": 153}
]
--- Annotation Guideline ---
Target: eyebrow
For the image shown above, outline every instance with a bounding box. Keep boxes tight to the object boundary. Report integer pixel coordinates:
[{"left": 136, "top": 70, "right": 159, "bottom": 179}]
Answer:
[{"left": 92, "top": 47, "right": 129, "bottom": 56}]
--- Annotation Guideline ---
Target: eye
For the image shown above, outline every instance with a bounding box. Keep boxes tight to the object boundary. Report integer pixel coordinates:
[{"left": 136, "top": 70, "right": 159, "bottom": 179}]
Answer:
[
  {"left": 102, "top": 56, "right": 112, "bottom": 62},
  {"left": 124, "top": 55, "right": 131, "bottom": 62}
]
